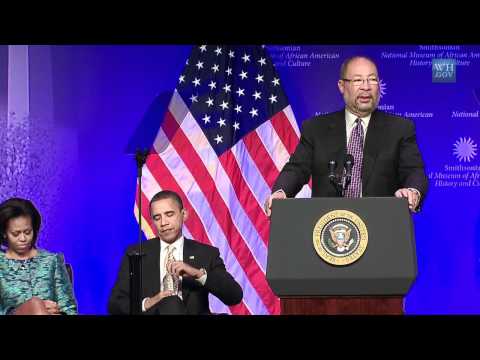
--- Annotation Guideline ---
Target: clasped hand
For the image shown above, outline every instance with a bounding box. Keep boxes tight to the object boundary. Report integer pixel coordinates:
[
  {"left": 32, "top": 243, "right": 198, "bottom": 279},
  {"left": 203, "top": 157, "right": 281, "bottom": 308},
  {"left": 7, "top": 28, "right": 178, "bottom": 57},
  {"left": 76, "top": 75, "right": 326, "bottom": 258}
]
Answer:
[{"left": 166, "top": 260, "right": 203, "bottom": 279}]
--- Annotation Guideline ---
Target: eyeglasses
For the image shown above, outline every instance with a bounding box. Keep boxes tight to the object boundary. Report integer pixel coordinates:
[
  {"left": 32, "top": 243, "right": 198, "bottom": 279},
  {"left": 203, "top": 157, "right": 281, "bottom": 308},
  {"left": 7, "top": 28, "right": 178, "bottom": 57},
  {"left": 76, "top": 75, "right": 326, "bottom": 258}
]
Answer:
[{"left": 342, "top": 77, "right": 379, "bottom": 86}]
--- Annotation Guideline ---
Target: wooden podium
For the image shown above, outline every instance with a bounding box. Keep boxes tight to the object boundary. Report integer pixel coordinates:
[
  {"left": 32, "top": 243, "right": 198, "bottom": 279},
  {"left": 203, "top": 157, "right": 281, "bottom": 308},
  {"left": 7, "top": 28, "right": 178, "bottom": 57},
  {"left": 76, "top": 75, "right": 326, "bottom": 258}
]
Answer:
[
  {"left": 266, "top": 198, "right": 417, "bottom": 315},
  {"left": 280, "top": 296, "right": 404, "bottom": 315}
]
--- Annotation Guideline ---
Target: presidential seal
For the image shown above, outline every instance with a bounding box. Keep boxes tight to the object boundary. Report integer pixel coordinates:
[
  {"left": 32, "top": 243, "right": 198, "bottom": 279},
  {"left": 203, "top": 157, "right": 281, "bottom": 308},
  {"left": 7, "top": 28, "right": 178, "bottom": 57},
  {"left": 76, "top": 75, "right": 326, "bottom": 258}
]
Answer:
[{"left": 312, "top": 210, "right": 368, "bottom": 266}]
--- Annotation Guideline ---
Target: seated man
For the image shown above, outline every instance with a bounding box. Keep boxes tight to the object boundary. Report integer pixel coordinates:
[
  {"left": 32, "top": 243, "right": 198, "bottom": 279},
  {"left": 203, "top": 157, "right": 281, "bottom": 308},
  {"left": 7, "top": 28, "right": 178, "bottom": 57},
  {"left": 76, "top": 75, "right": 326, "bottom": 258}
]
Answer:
[{"left": 108, "top": 190, "right": 243, "bottom": 315}]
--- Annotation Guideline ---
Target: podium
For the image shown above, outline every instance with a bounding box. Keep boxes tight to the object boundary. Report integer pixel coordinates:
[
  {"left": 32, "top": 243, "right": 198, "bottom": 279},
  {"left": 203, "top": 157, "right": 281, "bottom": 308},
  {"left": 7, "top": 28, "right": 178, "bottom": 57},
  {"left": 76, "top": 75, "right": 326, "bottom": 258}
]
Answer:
[{"left": 266, "top": 197, "right": 417, "bottom": 315}]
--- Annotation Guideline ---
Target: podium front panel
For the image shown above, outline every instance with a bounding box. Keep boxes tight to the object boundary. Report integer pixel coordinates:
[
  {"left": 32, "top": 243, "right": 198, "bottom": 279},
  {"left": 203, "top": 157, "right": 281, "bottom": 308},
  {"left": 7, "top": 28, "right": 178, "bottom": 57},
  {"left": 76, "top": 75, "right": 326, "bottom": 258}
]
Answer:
[{"left": 267, "top": 197, "right": 417, "bottom": 296}]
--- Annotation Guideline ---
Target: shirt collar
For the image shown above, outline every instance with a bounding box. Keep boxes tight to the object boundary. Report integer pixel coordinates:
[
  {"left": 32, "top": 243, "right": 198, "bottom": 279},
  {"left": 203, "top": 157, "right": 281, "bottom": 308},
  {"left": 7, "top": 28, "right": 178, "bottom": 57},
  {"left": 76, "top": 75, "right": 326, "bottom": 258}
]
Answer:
[
  {"left": 160, "top": 235, "right": 184, "bottom": 252},
  {"left": 345, "top": 109, "right": 372, "bottom": 129}
]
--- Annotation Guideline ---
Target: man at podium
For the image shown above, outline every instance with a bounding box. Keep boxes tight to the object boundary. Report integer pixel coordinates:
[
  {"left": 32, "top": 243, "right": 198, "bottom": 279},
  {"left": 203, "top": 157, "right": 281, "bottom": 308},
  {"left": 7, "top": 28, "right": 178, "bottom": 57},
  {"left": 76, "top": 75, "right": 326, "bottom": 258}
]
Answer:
[{"left": 265, "top": 56, "right": 428, "bottom": 216}]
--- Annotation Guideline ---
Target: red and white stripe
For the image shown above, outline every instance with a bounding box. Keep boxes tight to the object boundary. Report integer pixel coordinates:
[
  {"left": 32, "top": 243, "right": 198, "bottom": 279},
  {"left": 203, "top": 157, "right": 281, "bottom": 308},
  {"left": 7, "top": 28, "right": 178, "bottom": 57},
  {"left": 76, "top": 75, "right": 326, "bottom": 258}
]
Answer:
[{"left": 134, "top": 90, "right": 310, "bottom": 314}]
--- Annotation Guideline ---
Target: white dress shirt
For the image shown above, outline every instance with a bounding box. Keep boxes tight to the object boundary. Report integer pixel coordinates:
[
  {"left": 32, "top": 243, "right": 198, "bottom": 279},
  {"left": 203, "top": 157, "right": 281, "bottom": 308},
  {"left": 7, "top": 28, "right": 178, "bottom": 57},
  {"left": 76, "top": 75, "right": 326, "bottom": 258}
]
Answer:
[
  {"left": 345, "top": 109, "right": 371, "bottom": 146},
  {"left": 345, "top": 110, "right": 371, "bottom": 197},
  {"left": 142, "top": 236, "right": 207, "bottom": 312},
  {"left": 160, "top": 236, "right": 184, "bottom": 299}
]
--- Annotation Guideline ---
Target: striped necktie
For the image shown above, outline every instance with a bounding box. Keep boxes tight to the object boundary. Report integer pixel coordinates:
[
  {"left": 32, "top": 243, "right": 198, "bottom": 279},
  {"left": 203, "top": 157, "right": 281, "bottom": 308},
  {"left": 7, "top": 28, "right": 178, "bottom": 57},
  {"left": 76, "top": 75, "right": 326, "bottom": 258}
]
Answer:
[
  {"left": 344, "top": 118, "right": 364, "bottom": 198},
  {"left": 162, "top": 245, "right": 179, "bottom": 294}
]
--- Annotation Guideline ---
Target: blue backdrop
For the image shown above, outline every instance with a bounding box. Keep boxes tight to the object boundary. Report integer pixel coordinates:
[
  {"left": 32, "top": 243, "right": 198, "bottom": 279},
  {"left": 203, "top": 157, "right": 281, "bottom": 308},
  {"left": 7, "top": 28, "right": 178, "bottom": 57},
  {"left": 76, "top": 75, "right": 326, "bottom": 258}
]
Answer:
[{"left": 1, "top": 45, "right": 479, "bottom": 314}]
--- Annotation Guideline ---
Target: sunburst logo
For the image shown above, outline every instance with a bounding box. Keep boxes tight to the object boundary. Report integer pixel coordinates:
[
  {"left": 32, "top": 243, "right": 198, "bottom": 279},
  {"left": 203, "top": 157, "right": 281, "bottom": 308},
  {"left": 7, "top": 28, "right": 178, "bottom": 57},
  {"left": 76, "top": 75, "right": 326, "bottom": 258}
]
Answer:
[
  {"left": 379, "top": 79, "right": 387, "bottom": 99},
  {"left": 453, "top": 137, "right": 478, "bottom": 162}
]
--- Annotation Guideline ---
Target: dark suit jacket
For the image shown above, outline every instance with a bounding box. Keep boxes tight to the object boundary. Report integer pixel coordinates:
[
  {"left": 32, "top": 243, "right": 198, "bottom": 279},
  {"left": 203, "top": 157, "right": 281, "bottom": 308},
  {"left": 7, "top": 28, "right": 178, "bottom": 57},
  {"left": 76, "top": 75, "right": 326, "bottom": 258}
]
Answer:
[
  {"left": 108, "top": 238, "right": 243, "bottom": 315},
  {"left": 273, "top": 109, "right": 428, "bottom": 203}
]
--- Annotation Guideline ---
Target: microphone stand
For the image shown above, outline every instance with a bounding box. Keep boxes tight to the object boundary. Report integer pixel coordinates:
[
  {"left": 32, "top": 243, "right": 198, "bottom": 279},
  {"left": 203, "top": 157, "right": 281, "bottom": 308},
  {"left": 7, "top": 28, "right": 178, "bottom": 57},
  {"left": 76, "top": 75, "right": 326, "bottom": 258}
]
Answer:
[
  {"left": 329, "top": 156, "right": 354, "bottom": 197},
  {"left": 342, "top": 155, "right": 354, "bottom": 197},
  {"left": 128, "top": 149, "right": 149, "bottom": 315},
  {"left": 328, "top": 160, "right": 343, "bottom": 197}
]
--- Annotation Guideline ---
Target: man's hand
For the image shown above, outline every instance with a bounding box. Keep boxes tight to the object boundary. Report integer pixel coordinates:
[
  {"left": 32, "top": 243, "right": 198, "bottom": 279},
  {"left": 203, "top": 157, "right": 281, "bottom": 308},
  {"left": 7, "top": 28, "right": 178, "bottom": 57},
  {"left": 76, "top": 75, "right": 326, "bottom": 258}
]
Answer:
[
  {"left": 264, "top": 190, "right": 287, "bottom": 217},
  {"left": 167, "top": 261, "right": 204, "bottom": 279},
  {"left": 395, "top": 188, "right": 420, "bottom": 211},
  {"left": 144, "top": 291, "right": 174, "bottom": 311},
  {"left": 43, "top": 300, "right": 61, "bottom": 315}
]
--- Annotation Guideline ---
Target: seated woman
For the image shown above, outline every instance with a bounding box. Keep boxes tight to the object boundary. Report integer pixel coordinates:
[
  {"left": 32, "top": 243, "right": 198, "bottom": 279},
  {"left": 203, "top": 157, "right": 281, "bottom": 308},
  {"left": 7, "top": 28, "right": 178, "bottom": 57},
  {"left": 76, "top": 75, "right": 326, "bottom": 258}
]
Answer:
[{"left": 0, "top": 198, "right": 77, "bottom": 315}]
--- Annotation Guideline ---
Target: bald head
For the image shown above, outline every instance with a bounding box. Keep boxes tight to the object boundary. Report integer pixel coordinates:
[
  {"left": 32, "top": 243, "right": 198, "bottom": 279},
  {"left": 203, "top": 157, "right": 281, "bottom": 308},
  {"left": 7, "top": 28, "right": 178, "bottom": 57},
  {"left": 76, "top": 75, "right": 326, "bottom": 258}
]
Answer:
[
  {"left": 340, "top": 56, "right": 378, "bottom": 80},
  {"left": 338, "top": 56, "right": 380, "bottom": 117}
]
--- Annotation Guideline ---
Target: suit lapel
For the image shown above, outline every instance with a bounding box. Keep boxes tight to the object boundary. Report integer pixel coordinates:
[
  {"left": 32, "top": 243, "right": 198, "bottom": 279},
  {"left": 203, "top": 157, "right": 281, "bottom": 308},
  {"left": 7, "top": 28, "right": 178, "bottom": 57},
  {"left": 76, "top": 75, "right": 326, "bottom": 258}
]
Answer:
[
  {"left": 326, "top": 110, "right": 347, "bottom": 175},
  {"left": 362, "top": 110, "right": 386, "bottom": 190},
  {"left": 181, "top": 238, "right": 194, "bottom": 304}
]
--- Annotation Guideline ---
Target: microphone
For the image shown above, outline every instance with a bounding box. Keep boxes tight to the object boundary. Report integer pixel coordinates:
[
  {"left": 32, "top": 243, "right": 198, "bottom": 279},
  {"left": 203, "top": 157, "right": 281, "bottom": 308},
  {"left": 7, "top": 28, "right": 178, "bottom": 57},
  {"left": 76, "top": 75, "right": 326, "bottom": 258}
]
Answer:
[{"left": 328, "top": 160, "right": 337, "bottom": 182}]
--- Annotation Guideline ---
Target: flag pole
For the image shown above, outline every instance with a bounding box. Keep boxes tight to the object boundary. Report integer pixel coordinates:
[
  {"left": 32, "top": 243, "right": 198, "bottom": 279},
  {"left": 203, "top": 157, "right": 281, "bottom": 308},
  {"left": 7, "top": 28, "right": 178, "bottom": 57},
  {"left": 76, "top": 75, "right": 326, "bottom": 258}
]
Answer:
[{"left": 128, "top": 148, "right": 149, "bottom": 315}]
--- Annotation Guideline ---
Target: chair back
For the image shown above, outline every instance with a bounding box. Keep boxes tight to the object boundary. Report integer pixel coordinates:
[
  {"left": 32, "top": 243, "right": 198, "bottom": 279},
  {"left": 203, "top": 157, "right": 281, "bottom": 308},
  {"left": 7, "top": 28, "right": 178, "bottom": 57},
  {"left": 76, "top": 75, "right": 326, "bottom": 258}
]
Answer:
[{"left": 65, "top": 263, "right": 73, "bottom": 284}]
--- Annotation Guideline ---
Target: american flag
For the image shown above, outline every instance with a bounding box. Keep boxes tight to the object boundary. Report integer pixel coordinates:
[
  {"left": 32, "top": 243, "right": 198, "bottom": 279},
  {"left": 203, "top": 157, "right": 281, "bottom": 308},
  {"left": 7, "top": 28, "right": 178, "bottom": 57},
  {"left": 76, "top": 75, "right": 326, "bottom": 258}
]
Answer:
[{"left": 134, "top": 45, "right": 310, "bottom": 315}]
